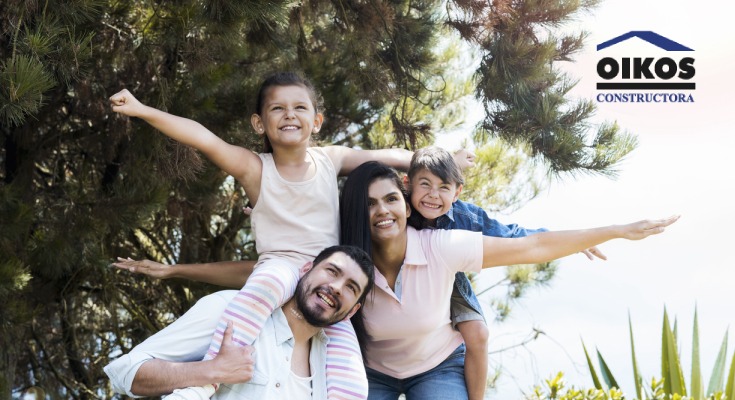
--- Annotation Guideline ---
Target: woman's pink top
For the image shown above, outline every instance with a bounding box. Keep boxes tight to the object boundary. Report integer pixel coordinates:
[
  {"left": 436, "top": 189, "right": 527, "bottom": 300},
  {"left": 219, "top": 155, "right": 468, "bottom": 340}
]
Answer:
[{"left": 363, "top": 226, "right": 483, "bottom": 378}]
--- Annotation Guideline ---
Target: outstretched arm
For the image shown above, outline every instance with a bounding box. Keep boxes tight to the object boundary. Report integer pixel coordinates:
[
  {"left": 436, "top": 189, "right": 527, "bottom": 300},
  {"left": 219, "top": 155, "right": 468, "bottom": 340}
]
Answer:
[
  {"left": 480, "top": 216, "right": 679, "bottom": 268},
  {"left": 109, "top": 89, "right": 260, "bottom": 184},
  {"left": 325, "top": 146, "right": 413, "bottom": 174},
  {"left": 324, "top": 146, "right": 475, "bottom": 175},
  {"left": 471, "top": 203, "right": 606, "bottom": 260},
  {"left": 112, "top": 258, "right": 255, "bottom": 288}
]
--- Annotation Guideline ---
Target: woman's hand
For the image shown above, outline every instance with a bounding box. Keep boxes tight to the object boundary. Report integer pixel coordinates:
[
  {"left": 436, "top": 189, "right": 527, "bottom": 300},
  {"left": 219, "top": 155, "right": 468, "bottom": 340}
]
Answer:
[
  {"left": 580, "top": 246, "right": 607, "bottom": 260},
  {"left": 619, "top": 215, "right": 680, "bottom": 240},
  {"left": 112, "top": 257, "right": 174, "bottom": 280}
]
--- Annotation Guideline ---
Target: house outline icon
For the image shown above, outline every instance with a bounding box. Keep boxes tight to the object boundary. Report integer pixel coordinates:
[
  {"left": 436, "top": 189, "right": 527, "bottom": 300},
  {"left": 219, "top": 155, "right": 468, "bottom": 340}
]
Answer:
[{"left": 597, "top": 31, "right": 693, "bottom": 51}]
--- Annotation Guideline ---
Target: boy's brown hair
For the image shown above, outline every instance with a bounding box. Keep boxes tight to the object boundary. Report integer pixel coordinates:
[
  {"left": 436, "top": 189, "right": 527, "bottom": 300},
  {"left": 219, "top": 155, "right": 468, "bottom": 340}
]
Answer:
[{"left": 407, "top": 146, "right": 464, "bottom": 186}]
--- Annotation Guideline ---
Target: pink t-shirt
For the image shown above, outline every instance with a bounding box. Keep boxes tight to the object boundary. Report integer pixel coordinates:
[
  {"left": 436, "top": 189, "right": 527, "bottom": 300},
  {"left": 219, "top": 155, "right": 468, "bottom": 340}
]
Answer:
[{"left": 362, "top": 226, "right": 483, "bottom": 378}]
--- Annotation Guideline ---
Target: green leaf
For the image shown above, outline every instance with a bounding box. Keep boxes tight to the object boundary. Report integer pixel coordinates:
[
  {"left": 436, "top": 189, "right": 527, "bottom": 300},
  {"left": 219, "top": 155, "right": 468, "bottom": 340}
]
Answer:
[
  {"left": 726, "top": 349, "right": 735, "bottom": 400},
  {"left": 663, "top": 309, "right": 688, "bottom": 396},
  {"left": 0, "top": 54, "right": 56, "bottom": 126},
  {"left": 708, "top": 330, "right": 729, "bottom": 396},
  {"left": 692, "top": 307, "right": 704, "bottom": 400},
  {"left": 597, "top": 348, "right": 620, "bottom": 389},
  {"left": 583, "top": 339, "right": 604, "bottom": 390},
  {"left": 663, "top": 309, "right": 672, "bottom": 394},
  {"left": 629, "top": 312, "right": 643, "bottom": 400}
]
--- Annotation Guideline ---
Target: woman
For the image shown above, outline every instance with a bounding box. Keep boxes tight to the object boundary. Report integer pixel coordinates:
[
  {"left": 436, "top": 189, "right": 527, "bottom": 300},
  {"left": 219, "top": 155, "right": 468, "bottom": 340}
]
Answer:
[{"left": 339, "top": 161, "right": 677, "bottom": 400}]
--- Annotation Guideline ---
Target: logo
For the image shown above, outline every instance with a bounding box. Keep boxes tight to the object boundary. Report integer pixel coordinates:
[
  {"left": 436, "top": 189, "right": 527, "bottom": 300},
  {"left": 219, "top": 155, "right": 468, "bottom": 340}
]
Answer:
[{"left": 595, "top": 31, "right": 695, "bottom": 103}]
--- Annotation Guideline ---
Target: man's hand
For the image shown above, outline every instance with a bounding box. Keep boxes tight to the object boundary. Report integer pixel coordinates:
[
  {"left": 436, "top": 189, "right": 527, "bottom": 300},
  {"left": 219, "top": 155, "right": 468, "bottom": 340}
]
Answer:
[
  {"left": 112, "top": 257, "right": 174, "bottom": 280},
  {"left": 211, "top": 321, "right": 256, "bottom": 384}
]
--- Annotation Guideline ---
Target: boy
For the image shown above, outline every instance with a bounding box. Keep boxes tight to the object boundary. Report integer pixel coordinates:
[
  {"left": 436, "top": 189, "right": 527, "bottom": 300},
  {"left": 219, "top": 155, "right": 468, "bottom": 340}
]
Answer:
[{"left": 405, "top": 146, "right": 604, "bottom": 400}]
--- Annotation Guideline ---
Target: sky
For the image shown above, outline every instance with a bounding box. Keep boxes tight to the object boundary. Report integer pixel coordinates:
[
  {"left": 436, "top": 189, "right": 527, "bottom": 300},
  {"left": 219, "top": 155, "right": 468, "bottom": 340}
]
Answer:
[{"left": 436, "top": 0, "right": 735, "bottom": 398}]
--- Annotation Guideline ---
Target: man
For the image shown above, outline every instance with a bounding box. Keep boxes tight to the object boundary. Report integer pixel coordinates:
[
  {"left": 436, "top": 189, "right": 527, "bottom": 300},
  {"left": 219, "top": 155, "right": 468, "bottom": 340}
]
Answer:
[{"left": 105, "top": 245, "right": 374, "bottom": 399}]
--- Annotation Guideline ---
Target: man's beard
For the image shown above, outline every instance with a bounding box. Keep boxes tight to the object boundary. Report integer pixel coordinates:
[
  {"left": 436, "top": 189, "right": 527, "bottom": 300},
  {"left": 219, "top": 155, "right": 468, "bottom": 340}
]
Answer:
[{"left": 294, "top": 282, "right": 351, "bottom": 327}]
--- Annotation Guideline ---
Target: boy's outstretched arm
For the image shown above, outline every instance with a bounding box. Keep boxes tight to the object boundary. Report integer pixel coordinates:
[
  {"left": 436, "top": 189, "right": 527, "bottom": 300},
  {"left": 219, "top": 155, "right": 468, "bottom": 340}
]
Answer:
[
  {"left": 109, "top": 89, "right": 260, "bottom": 184},
  {"left": 480, "top": 216, "right": 679, "bottom": 268},
  {"left": 324, "top": 146, "right": 475, "bottom": 175}
]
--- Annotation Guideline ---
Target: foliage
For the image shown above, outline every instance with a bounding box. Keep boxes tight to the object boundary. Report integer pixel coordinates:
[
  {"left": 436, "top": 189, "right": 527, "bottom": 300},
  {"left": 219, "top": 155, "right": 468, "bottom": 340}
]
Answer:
[
  {"left": 366, "top": 36, "right": 478, "bottom": 150},
  {"left": 1, "top": 0, "right": 635, "bottom": 398},
  {"left": 527, "top": 372, "right": 732, "bottom": 400},
  {"left": 527, "top": 372, "right": 625, "bottom": 400},
  {"left": 581, "top": 308, "right": 735, "bottom": 400},
  {"left": 473, "top": 0, "right": 638, "bottom": 176}
]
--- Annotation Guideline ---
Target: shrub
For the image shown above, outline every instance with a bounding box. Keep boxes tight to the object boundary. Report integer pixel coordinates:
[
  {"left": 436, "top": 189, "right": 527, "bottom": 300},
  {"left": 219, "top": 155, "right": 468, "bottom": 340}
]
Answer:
[{"left": 580, "top": 308, "right": 735, "bottom": 400}]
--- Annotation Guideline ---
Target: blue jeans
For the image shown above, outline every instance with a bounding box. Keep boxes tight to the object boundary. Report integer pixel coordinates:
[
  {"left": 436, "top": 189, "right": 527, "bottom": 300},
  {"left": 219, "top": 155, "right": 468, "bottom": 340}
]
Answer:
[{"left": 366, "top": 344, "right": 468, "bottom": 400}]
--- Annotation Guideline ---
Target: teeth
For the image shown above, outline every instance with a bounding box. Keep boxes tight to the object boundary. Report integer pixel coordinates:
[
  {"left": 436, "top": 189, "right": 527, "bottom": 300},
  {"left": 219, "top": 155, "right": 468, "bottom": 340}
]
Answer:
[
  {"left": 317, "top": 293, "right": 334, "bottom": 307},
  {"left": 376, "top": 220, "right": 393, "bottom": 227},
  {"left": 421, "top": 202, "right": 441, "bottom": 209},
  {"left": 281, "top": 126, "right": 299, "bottom": 130}
]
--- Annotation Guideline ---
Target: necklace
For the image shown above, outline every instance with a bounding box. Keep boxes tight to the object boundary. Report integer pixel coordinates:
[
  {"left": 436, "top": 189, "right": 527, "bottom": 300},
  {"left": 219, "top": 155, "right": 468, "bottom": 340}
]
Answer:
[{"left": 289, "top": 306, "right": 303, "bottom": 320}]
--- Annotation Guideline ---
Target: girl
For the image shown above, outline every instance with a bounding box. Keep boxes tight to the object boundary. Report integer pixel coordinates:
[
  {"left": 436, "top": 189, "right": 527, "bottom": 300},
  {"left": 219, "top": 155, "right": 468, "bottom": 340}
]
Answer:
[{"left": 109, "top": 72, "right": 435, "bottom": 400}]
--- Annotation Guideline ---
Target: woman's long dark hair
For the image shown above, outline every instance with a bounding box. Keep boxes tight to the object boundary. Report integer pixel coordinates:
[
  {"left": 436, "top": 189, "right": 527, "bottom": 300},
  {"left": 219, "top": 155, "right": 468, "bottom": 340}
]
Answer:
[{"left": 339, "top": 161, "right": 407, "bottom": 356}]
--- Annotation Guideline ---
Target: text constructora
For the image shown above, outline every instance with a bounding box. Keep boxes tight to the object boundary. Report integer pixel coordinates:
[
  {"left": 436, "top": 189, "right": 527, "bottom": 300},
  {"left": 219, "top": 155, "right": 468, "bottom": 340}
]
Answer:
[{"left": 596, "top": 92, "right": 694, "bottom": 103}]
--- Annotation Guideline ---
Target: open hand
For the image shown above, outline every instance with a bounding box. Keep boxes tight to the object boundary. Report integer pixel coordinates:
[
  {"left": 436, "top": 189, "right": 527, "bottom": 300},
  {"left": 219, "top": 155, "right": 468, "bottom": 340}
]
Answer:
[
  {"left": 112, "top": 257, "right": 174, "bottom": 280},
  {"left": 620, "top": 215, "right": 680, "bottom": 240}
]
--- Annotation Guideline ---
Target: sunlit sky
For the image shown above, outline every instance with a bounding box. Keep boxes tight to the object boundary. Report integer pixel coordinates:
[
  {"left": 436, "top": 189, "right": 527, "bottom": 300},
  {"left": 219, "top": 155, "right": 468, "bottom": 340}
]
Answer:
[{"left": 436, "top": 0, "right": 735, "bottom": 397}]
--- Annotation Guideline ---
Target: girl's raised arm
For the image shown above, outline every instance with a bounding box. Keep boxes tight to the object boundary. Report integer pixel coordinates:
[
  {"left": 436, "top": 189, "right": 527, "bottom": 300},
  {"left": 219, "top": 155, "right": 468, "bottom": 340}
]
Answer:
[
  {"left": 110, "top": 89, "right": 261, "bottom": 185},
  {"left": 324, "top": 146, "right": 412, "bottom": 174},
  {"left": 324, "top": 145, "right": 475, "bottom": 175},
  {"left": 479, "top": 216, "right": 679, "bottom": 268}
]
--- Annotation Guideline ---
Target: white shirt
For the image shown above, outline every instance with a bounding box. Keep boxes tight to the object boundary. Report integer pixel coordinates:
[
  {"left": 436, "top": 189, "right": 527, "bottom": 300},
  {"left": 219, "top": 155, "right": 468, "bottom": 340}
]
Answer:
[
  {"left": 284, "top": 371, "right": 313, "bottom": 399},
  {"left": 104, "top": 290, "right": 328, "bottom": 399}
]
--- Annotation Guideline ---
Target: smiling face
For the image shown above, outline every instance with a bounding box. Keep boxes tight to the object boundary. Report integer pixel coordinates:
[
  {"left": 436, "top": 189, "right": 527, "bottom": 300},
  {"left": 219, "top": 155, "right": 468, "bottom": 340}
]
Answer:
[
  {"left": 250, "top": 84, "right": 324, "bottom": 150},
  {"left": 408, "top": 168, "right": 462, "bottom": 222},
  {"left": 368, "top": 178, "right": 411, "bottom": 244},
  {"left": 294, "top": 251, "right": 369, "bottom": 327}
]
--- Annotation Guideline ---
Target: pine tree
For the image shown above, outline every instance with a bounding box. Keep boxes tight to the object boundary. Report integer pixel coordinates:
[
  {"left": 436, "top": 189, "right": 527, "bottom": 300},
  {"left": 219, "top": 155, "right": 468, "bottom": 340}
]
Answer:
[{"left": 470, "top": 0, "right": 637, "bottom": 175}]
